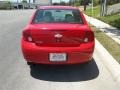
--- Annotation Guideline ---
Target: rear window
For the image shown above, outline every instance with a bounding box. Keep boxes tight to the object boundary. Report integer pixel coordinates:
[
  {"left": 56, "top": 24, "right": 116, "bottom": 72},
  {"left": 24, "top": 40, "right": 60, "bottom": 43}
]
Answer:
[{"left": 32, "top": 9, "right": 83, "bottom": 24}]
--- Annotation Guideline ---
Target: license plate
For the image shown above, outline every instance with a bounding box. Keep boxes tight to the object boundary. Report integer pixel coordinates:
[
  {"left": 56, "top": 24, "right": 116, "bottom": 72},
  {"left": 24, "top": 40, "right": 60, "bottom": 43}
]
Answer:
[{"left": 49, "top": 53, "right": 67, "bottom": 62}]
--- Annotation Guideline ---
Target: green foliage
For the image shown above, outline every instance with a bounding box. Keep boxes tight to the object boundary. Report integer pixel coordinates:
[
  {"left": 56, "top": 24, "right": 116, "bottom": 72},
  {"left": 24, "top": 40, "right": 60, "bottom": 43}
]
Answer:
[
  {"left": 74, "top": 2, "right": 80, "bottom": 6},
  {"left": 107, "top": 0, "right": 120, "bottom": 5},
  {"left": 84, "top": 5, "right": 120, "bottom": 29},
  {"left": 60, "top": 1, "right": 66, "bottom": 5},
  {"left": 22, "top": 0, "right": 27, "bottom": 3},
  {"left": 93, "top": 27, "right": 120, "bottom": 63},
  {"left": 0, "top": 1, "right": 11, "bottom": 10},
  {"left": 93, "top": 0, "right": 100, "bottom": 6},
  {"left": 110, "top": 18, "right": 120, "bottom": 29},
  {"left": 79, "top": 0, "right": 100, "bottom": 6},
  {"left": 84, "top": 6, "right": 100, "bottom": 17},
  {"left": 98, "top": 14, "right": 120, "bottom": 29}
]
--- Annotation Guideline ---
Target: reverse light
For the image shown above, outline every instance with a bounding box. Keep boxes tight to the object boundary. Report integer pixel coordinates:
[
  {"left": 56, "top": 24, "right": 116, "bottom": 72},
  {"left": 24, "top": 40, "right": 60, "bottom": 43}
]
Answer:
[
  {"left": 84, "top": 37, "right": 89, "bottom": 42},
  {"left": 28, "top": 36, "right": 33, "bottom": 42}
]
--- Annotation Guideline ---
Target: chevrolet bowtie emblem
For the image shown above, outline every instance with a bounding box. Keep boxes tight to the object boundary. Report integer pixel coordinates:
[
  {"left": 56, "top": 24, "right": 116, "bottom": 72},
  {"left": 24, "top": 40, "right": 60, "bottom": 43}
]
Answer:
[
  {"left": 54, "top": 33, "right": 63, "bottom": 38},
  {"left": 54, "top": 33, "right": 63, "bottom": 42}
]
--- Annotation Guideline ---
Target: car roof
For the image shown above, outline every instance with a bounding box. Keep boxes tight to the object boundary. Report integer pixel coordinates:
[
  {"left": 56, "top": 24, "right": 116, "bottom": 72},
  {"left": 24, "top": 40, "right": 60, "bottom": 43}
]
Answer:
[{"left": 38, "top": 6, "right": 78, "bottom": 10}]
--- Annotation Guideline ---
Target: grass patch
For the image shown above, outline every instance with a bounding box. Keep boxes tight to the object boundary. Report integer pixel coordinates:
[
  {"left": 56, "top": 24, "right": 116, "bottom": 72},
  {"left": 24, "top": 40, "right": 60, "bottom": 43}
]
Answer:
[
  {"left": 91, "top": 26, "right": 120, "bottom": 63},
  {"left": 84, "top": 6, "right": 120, "bottom": 29},
  {"left": 84, "top": 6, "right": 100, "bottom": 17},
  {"left": 98, "top": 14, "right": 120, "bottom": 29}
]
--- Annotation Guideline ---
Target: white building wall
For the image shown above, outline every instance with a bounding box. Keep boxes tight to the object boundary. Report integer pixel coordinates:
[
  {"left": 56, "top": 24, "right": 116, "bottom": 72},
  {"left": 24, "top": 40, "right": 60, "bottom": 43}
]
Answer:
[{"left": 35, "top": 0, "right": 51, "bottom": 5}]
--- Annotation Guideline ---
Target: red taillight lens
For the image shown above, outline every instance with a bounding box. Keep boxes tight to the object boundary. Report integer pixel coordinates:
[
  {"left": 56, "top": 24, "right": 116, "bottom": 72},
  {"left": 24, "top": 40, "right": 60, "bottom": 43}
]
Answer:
[
  {"left": 23, "top": 30, "right": 33, "bottom": 42},
  {"left": 84, "top": 31, "right": 94, "bottom": 43}
]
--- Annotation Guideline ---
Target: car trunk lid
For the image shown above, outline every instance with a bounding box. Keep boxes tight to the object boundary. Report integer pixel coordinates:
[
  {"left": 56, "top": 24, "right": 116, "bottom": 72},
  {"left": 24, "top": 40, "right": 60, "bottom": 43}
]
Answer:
[{"left": 29, "top": 24, "right": 88, "bottom": 47}]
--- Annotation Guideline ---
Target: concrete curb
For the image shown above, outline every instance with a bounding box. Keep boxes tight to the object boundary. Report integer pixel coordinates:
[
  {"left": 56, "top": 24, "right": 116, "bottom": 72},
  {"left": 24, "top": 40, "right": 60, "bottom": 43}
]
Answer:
[
  {"left": 84, "top": 15, "right": 120, "bottom": 45},
  {"left": 95, "top": 39, "right": 120, "bottom": 83}
]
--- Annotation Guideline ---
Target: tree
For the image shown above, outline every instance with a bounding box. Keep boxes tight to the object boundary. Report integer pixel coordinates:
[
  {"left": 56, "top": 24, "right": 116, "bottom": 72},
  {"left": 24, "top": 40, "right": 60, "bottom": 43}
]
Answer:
[
  {"left": 93, "top": 0, "right": 99, "bottom": 6},
  {"left": 60, "top": 1, "right": 66, "bottom": 5},
  {"left": 22, "top": 0, "right": 27, "bottom": 3},
  {"left": 107, "top": 0, "right": 120, "bottom": 5},
  {"left": 74, "top": 0, "right": 80, "bottom": 6},
  {"left": 83, "top": 0, "right": 87, "bottom": 11}
]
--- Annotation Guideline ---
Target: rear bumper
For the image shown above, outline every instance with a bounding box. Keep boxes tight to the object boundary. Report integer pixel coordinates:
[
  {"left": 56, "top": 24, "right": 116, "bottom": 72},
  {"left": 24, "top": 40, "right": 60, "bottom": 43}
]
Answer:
[{"left": 21, "top": 39, "right": 95, "bottom": 64}]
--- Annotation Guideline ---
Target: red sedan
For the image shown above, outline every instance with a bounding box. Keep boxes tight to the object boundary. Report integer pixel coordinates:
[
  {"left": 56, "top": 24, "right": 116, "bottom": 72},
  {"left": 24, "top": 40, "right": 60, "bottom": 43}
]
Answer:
[{"left": 21, "top": 6, "right": 94, "bottom": 65}]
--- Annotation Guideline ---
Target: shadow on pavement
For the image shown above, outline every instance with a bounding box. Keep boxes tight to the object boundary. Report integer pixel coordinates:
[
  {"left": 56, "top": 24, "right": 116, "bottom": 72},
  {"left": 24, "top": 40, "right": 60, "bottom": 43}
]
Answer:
[{"left": 30, "top": 59, "right": 99, "bottom": 82}]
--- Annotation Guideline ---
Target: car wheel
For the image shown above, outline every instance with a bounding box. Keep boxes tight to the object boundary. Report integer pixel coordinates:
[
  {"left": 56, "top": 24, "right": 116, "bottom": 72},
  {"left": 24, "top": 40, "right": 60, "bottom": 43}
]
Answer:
[
  {"left": 27, "top": 62, "right": 32, "bottom": 65},
  {"left": 27, "top": 62, "right": 36, "bottom": 66},
  {"left": 84, "top": 59, "right": 93, "bottom": 65}
]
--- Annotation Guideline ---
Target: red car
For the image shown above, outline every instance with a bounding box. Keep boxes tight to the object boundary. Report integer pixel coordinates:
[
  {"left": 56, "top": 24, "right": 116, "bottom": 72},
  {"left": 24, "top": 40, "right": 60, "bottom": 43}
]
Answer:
[{"left": 21, "top": 6, "right": 94, "bottom": 65}]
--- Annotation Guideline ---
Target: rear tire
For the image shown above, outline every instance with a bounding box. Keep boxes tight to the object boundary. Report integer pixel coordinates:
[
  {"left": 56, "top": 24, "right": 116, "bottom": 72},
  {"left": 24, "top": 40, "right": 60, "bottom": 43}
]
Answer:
[
  {"left": 27, "top": 62, "right": 32, "bottom": 65},
  {"left": 27, "top": 62, "right": 36, "bottom": 66},
  {"left": 84, "top": 59, "right": 93, "bottom": 65}
]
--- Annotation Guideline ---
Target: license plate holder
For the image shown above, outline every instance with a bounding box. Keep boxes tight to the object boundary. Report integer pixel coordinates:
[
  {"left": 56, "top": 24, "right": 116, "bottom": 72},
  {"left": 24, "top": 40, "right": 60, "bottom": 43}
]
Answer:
[{"left": 49, "top": 53, "right": 67, "bottom": 62}]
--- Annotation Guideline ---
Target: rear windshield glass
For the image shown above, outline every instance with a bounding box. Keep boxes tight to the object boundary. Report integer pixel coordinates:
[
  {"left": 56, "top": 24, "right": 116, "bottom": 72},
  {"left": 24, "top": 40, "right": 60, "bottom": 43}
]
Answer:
[{"left": 32, "top": 9, "right": 83, "bottom": 24}]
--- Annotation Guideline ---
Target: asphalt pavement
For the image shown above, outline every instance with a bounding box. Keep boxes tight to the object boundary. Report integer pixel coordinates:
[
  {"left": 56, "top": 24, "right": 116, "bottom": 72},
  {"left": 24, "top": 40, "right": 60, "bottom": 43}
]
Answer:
[{"left": 0, "top": 10, "right": 120, "bottom": 90}]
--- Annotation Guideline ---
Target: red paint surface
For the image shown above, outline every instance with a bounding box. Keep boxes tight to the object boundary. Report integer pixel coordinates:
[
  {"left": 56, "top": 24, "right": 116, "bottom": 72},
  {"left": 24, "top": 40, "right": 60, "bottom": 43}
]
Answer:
[{"left": 21, "top": 6, "right": 95, "bottom": 64}]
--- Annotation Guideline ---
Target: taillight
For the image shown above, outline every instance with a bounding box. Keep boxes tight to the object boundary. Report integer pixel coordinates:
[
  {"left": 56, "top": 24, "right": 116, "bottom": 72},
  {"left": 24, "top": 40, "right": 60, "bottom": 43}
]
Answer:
[
  {"left": 84, "top": 31, "right": 94, "bottom": 43},
  {"left": 23, "top": 30, "right": 33, "bottom": 42}
]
